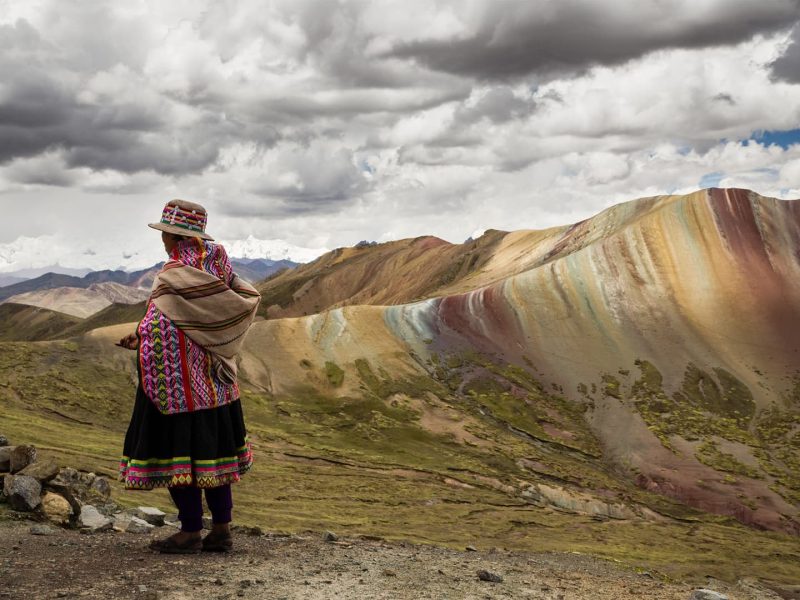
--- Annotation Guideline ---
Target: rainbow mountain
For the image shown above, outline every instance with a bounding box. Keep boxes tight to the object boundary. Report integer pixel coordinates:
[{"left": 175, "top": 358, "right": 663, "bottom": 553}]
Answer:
[{"left": 237, "top": 187, "right": 799, "bottom": 533}]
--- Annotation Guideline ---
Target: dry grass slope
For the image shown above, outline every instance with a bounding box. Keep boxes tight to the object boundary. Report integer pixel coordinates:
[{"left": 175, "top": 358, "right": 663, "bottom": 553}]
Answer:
[{"left": 1, "top": 335, "right": 799, "bottom": 585}]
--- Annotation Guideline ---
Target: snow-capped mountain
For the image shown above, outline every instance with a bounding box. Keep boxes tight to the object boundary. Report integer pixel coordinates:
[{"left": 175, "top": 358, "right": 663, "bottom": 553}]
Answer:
[
  {"left": 220, "top": 235, "right": 328, "bottom": 264},
  {"left": 0, "top": 234, "right": 328, "bottom": 276}
]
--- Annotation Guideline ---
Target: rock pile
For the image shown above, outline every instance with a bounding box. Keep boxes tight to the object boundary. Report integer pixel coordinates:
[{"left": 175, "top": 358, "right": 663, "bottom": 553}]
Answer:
[
  {"left": 1, "top": 436, "right": 115, "bottom": 525},
  {"left": 0, "top": 435, "right": 167, "bottom": 535}
]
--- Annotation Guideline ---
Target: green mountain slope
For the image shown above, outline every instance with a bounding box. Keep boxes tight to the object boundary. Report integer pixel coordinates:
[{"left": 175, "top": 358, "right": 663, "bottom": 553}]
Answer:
[{"left": 0, "top": 304, "right": 82, "bottom": 341}]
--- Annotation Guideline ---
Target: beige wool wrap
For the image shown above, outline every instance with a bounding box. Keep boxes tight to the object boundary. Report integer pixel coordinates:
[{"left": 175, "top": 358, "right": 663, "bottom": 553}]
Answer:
[{"left": 149, "top": 262, "right": 261, "bottom": 383}]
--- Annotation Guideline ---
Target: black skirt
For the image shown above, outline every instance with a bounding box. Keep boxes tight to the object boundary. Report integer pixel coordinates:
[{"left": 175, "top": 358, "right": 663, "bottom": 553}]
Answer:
[{"left": 119, "top": 384, "right": 253, "bottom": 489}]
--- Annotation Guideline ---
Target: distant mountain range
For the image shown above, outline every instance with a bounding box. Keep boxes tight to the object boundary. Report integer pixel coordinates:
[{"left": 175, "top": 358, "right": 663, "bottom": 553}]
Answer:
[
  {"left": 0, "top": 257, "right": 297, "bottom": 310},
  {"left": 0, "top": 275, "right": 29, "bottom": 287}
]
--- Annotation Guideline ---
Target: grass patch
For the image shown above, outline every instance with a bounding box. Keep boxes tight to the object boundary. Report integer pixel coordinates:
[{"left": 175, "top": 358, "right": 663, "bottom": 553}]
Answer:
[
  {"left": 601, "top": 374, "right": 622, "bottom": 399},
  {"left": 694, "top": 440, "right": 762, "bottom": 479},
  {"left": 324, "top": 361, "right": 344, "bottom": 387}
]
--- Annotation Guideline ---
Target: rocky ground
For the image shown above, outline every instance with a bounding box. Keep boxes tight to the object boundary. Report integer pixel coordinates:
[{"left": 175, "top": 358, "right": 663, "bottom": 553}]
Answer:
[{"left": 0, "top": 518, "right": 794, "bottom": 600}]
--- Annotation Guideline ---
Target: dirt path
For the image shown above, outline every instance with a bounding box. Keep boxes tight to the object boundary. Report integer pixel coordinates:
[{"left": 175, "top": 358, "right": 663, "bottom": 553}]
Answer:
[{"left": 0, "top": 520, "right": 789, "bottom": 600}]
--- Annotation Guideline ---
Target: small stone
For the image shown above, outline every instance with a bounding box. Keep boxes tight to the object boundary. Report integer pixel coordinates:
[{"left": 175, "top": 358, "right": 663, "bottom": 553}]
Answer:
[
  {"left": 89, "top": 477, "right": 111, "bottom": 499},
  {"left": 477, "top": 570, "right": 503, "bottom": 583},
  {"left": 58, "top": 467, "right": 79, "bottom": 482},
  {"left": 78, "top": 505, "right": 112, "bottom": 532},
  {"left": 323, "top": 530, "right": 338, "bottom": 542},
  {"left": 232, "top": 524, "right": 263, "bottom": 536},
  {"left": 202, "top": 516, "right": 213, "bottom": 530},
  {"left": 214, "top": 578, "right": 224, "bottom": 586},
  {"left": 18, "top": 458, "right": 60, "bottom": 483},
  {"left": 30, "top": 524, "right": 57, "bottom": 536},
  {"left": 3, "top": 474, "right": 42, "bottom": 511},
  {"left": 382, "top": 569, "right": 396, "bottom": 577},
  {"left": 138, "top": 585, "right": 148, "bottom": 592},
  {"left": 126, "top": 516, "right": 155, "bottom": 534},
  {"left": 134, "top": 506, "right": 166, "bottom": 527},
  {"left": 112, "top": 513, "right": 132, "bottom": 532},
  {"left": 0, "top": 435, "right": 8, "bottom": 447},
  {"left": 465, "top": 545, "right": 478, "bottom": 552},
  {"left": 9, "top": 445, "right": 36, "bottom": 473},
  {"left": 689, "top": 591, "right": 728, "bottom": 600}
]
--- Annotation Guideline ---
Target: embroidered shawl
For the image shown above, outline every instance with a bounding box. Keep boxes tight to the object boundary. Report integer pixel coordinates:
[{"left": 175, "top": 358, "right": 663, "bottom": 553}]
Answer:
[{"left": 137, "top": 238, "right": 261, "bottom": 414}]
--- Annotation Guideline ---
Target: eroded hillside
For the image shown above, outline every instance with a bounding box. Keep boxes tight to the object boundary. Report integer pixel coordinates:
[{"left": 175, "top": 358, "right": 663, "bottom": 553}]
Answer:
[{"left": 246, "top": 188, "right": 800, "bottom": 534}]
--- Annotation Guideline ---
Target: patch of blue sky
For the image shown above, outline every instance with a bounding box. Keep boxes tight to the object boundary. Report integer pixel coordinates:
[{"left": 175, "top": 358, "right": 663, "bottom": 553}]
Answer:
[
  {"left": 698, "top": 171, "right": 724, "bottom": 189},
  {"left": 748, "top": 128, "right": 800, "bottom": 150}
]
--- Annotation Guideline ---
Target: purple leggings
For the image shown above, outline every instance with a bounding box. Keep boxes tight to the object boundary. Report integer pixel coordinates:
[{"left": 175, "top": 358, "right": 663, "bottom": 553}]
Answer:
[{"left": 168, "top": 485, "right": 233, "bottom": 533}]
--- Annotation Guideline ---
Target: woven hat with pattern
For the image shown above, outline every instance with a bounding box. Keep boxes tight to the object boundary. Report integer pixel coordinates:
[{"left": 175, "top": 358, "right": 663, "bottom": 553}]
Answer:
[{"left": 148, "top": 199, "right": 214, "bottom": 241}]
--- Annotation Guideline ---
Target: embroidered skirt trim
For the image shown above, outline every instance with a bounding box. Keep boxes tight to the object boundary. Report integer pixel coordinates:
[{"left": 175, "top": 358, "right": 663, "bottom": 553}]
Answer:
[{"left": 119, "top": 440, "right": 253, "bottom": 490}]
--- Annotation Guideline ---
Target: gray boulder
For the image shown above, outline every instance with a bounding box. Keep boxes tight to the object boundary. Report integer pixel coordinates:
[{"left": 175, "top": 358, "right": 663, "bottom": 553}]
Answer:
[
  {"left": 78, "top": 505, "right": 112, "bottom": 532},
  {"left": 3, "top": 474, "right": 42, "bottom": 511},
  {"left": 127, "top": 516, "right": 155, "bottom": 534},
  {"left": 18, "top": 458, "right": 59, "bottom": 483},
  {"left": 134, "top": 506, "right": 166, "bottom": 526},
  {"left": 90, "top": 476, "right": 111, "bottom": 499},
  {"left": 112, "top": 513, "right": 154, "bottom": 534},
  {"left": 10, "top": 445, "right": 37, "bottom": 473}
]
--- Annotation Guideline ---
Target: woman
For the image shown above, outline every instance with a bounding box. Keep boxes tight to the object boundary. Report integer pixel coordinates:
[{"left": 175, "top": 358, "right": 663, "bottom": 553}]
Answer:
[{"left": 118, "top": 199, "right": 260, "bottom": 554}]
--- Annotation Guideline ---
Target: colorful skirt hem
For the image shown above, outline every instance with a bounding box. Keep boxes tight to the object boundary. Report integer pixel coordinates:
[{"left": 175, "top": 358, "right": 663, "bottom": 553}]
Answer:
[{"left": 119, "top": 441, "right": 253, "bottom": 490}]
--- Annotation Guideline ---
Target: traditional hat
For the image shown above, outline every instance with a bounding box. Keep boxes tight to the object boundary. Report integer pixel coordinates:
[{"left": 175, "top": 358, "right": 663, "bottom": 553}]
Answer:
[{"left": 148, "top": 199, "right": 214, "bottom": 241}]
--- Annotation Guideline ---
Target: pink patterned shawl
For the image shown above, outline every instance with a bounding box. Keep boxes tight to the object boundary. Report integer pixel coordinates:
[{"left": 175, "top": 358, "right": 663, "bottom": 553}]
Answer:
[{"left": 137, "top": 238, "right": 260, "bottom": 415}]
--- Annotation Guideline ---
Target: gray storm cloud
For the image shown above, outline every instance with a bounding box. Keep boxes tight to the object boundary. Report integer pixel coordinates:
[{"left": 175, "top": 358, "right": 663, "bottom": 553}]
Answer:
[
  {"left": 386, "top": 0, "right": 800, "bottom": 80},
  {"left": 772, "top": 25, "right": 800, "bottom": 82}
]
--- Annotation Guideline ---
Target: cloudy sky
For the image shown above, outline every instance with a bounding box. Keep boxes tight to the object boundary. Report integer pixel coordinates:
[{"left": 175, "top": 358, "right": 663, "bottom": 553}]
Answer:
[{"left": 1, "top": 0, "right": 800, "bottom": 272}]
